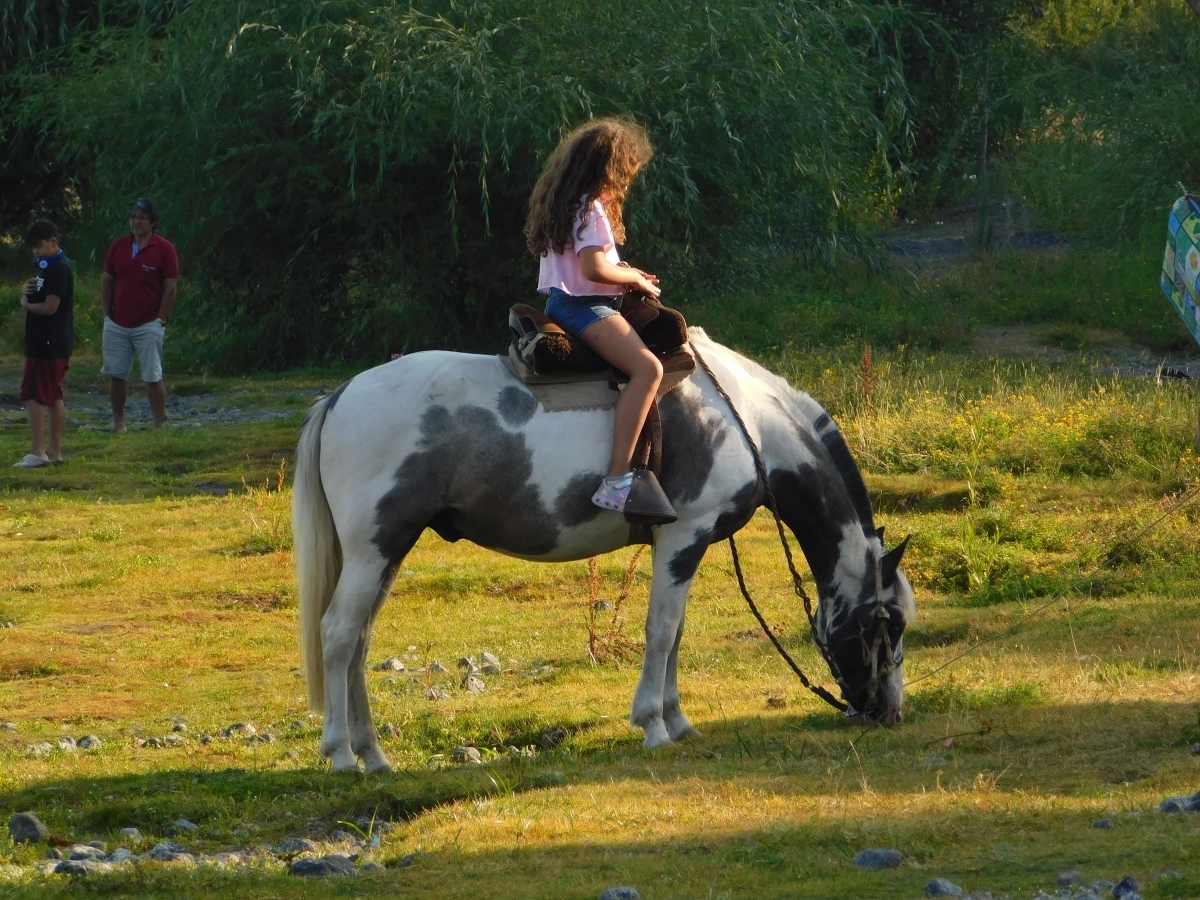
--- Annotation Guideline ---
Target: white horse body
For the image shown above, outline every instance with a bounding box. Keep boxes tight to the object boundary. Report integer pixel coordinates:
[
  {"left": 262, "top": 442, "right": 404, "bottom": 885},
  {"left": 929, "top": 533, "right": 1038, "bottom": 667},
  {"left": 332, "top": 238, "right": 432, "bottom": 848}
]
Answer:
[
  {"left": 321, "top": 352, "right": 638, "bottom": 563},
  {"left": 295, "top": 329, "right": 913, "bottom": 772}
]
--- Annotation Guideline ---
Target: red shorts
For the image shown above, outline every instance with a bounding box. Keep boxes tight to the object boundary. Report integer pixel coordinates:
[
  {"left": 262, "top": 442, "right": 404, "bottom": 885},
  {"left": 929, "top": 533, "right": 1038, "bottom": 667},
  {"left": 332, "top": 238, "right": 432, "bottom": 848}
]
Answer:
[{"left": 20, "top": 357, "right": 69, "bottom": 406}]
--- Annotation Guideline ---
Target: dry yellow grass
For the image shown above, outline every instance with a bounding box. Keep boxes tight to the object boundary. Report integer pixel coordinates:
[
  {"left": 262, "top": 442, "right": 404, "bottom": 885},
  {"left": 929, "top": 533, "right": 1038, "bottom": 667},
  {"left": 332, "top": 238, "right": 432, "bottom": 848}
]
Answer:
[{"left": 0, "top": 352, "right": 1198, "bottom": 898}]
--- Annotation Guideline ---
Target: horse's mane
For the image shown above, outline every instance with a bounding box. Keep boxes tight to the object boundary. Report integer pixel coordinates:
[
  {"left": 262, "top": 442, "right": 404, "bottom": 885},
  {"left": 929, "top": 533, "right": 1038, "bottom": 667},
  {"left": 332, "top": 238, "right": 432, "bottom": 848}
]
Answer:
[{"left": 689, "top": 328, "right": 877, "bottom": 536}]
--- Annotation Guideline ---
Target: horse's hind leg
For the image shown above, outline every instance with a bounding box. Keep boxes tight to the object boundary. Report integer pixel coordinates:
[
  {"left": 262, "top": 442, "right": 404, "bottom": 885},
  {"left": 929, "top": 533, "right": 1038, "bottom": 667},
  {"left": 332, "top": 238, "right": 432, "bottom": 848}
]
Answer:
[
  {"left": 320, "top": 553, "right": 391, "bottom": 771},
  {"left": 346, "top": 577, "right": 394, "bottom": 773}
]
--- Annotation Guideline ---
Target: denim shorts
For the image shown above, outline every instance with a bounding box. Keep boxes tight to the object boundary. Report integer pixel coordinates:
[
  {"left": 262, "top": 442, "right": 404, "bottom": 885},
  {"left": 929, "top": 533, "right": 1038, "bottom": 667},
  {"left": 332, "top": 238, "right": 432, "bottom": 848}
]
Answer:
[{"left": 544, "top": 287, "right": 620, "bottom": 338}]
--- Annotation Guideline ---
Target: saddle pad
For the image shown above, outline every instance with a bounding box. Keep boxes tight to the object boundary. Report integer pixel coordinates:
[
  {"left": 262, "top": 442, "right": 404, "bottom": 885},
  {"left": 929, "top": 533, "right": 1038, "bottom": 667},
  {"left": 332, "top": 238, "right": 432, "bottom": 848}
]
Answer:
[
  {"left": 1161, "top": 194, "right": 1200, "bottom": 348},
  {"left": 505, "top": 345, "right": 610, "bottom": 384},
  {"left": 500, "top": 354, "right": 619, "bottom": 412}
]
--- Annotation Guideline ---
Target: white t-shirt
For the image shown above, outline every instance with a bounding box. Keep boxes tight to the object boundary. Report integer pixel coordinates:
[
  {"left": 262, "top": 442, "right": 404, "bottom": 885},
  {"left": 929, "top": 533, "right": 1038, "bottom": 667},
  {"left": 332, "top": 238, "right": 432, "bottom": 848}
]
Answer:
[{"left": 537, "top": 198, "right": 623, "bottom": 296}]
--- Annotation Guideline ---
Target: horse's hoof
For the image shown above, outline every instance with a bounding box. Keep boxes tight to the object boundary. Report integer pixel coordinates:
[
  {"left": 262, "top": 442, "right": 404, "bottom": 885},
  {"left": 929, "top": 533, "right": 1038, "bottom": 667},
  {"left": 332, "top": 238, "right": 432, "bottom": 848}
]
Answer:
[
  {"left": 360, "top": 748, "right": 393, "bottom": 774},
  {"left": 670, "top": 725, "right": 703, "bottom": 742},
  {"left": 641, "top": 721, "right": 674, "bottom": 749},
  {"left": 326, "top": 747, "right": 360, "bottom": 772}
]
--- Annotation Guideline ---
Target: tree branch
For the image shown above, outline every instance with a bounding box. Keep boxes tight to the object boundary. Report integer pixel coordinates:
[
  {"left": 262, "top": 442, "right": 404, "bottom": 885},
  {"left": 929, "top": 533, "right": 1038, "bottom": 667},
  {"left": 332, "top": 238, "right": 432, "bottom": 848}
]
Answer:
[{"left": 1186, "top": 0, "right": 1200, "bottom": 20}]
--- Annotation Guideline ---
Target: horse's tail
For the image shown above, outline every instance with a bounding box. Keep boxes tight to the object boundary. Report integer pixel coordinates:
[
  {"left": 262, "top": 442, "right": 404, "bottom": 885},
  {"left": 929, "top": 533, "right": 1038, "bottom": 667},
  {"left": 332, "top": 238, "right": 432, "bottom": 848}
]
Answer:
[{"left": 293, "top": 388, "right": 343, "bottom": 713}]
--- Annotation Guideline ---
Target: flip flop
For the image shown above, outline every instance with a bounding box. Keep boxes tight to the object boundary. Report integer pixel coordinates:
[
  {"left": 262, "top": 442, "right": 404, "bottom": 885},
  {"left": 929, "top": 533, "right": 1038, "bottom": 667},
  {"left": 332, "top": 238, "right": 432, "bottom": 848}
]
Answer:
[{"left": 13, "top": 454, "right": 50, "bottom": 469}]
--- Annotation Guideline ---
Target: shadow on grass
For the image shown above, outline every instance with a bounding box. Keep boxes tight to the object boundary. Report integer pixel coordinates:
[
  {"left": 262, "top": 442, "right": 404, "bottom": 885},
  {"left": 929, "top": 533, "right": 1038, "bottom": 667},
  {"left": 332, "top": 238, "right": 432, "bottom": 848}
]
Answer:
[
  {"left": 3, "top": 700, "right": 1199, "bottom": 843},
  {"left": 2, "top": 770, "right": 1199, "bottom": 899}
]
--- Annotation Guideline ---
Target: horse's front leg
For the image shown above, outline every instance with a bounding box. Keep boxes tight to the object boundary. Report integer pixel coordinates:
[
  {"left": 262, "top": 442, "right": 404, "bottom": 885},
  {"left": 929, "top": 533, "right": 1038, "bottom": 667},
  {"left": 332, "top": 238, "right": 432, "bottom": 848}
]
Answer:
[
  {"left": 320, "top": 555, "right": 389, "bottom": 772},
  {"left": 630, "top": 529, "right": 704, "bottom": 748}
]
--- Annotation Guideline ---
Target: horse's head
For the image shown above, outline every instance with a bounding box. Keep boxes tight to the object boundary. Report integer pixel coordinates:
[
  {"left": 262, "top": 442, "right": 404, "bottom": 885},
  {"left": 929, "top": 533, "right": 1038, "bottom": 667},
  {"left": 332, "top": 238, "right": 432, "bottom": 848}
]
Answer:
[{"left": 818, "top": 534, "right": 914, "bottom": 725}]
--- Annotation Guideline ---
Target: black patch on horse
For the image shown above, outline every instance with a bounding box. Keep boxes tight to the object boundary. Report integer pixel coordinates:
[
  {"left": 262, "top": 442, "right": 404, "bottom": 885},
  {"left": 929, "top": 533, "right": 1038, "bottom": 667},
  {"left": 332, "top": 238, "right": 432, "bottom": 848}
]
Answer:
[
  {"left": 497, "top": 385, "right": 537, "bottom": 427},
  {"left": 659, "top": 386, "right": 729, "bottom": 504},
  {"left": 372, "top": 405, "right": 560, "bottom": 562},
  {"left": 777, "top": 400, "right": 876, "bottom": 537},
  {"left": 818, "top": 426, "right": 876, "bottom": 536},
  {"left": 769, "top": 464, "right": 860, "bottom": 587},
  {"left": 323, "top": 381, "right": 350, "bottom": 416},
  {"left": 667, "top": 481, "right": 762, "bottom": 584},
  {"left": 555, "top": 471, "right": 607, "bottom": 528}
]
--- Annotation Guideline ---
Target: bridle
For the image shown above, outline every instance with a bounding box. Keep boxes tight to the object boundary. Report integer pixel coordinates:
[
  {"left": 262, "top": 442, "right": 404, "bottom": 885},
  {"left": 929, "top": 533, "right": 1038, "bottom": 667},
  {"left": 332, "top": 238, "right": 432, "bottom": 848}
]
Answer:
[
  {"left": 691, "top": 341, "right": 904, "bottom": 720},
  {"left": 841, "top": 554, "right": 905, "bottom": 718}
]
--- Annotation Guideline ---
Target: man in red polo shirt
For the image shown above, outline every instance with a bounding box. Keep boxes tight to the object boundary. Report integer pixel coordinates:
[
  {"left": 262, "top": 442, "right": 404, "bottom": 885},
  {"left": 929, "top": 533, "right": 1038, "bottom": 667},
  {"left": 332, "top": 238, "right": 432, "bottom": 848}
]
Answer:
[{"left": 101, "top": 198, "right": 179, "bottom": 431}]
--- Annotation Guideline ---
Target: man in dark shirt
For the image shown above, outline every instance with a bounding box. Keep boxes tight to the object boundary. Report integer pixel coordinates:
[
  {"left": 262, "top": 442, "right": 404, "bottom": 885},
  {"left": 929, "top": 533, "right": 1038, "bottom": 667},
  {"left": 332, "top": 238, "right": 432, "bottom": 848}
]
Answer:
[
  {"left": 101, "top": 197, "right": 178, "bottom": 431},
  {"left": 16, "top": 219, "right": 74, "bottom": 468}
]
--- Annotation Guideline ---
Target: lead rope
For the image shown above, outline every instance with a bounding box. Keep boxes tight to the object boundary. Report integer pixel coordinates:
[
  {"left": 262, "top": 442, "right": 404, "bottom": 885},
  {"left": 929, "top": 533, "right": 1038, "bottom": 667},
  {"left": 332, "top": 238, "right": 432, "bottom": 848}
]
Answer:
[{"left": 689, "top": 342, "right": 849, "bottom": 713}]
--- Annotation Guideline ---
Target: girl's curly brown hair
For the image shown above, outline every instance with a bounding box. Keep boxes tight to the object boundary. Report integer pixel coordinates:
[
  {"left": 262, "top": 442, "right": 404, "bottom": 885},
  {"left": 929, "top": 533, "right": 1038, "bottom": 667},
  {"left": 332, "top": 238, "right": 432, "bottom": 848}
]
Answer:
[{"left": 525, "top": 117, "right": 653, "bottom": 257}]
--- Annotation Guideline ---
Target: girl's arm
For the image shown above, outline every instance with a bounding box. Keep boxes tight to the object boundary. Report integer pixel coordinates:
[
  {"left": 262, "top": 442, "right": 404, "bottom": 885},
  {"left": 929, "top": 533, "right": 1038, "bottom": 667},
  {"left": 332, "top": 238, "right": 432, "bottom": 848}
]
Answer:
[{"left": 578, "top": 247, "right": 661, "bottom": 298}]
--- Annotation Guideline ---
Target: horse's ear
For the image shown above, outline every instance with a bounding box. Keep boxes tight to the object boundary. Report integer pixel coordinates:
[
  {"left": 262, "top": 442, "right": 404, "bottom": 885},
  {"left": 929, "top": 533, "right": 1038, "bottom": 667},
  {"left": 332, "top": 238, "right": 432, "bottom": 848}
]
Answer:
[
  {"left": 881, "top": 535, "right": 910, "bottom": 585},
  {"left": 875, "top": 525, "right": 885, "bottom": 543}
]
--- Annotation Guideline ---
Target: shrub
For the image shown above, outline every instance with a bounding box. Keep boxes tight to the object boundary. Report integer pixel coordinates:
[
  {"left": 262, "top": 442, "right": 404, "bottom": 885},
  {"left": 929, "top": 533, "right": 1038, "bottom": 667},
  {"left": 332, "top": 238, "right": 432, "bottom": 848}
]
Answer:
[{"left": 21, "top": 0, "right": 918, "bottom": 368}]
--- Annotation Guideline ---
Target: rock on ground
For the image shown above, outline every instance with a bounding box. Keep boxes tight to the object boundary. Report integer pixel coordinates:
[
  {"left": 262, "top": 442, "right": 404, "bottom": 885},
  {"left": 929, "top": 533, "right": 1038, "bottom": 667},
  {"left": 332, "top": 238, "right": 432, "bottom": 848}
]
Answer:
[
  {"left": 54, "top": 859, "right": 112, "bottom": 876},
  {"left": 9, "top": 812, "right": 49, "bottom": 844},
  {"left": 290, "top": 854, "right": 356, "bottom": 877},
  {"left": 599, "top": 889, "right": 642, "bottom": 900},
  {"left": 273, "top": 837, "right": 319, "bottom": 855},
  {"left": 1058, "top": 870, "right": 1084, "bottom": 887},
  {"left": 926, "top": 877, "right": 965, "bottom": 896},
  {"left": 852, "top": 848, "right": 902, "bottom": 870},
  {"left": 118, "top": 827, "right": 142, "bottom": 841},
  {"left": 1158, "top": 791, "right": 1200, "bottom": 812},
  {"left": 1114, "top": 876, "right": 1139, "bottom": 898},
  {"left": 168, "top": 818, "right": 199, "bottom": 835},
  {"left": 147, "top": 841, "right": 189, "bottom": 861},
  {"left": 67, "top": 845, "right": 105, "bottom": 861},
  {"left": 77, "top": 735, "right": 102, "bottom": 749},
  {"left": 451, "top": 745, "right": 482, "bottom": 764}
]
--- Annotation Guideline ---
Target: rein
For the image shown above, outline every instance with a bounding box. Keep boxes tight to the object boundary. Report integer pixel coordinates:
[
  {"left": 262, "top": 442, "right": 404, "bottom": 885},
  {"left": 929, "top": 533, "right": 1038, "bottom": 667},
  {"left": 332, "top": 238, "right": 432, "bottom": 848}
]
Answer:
[{"left": 689, "top": 342, "right": 851, "bottom": 714}]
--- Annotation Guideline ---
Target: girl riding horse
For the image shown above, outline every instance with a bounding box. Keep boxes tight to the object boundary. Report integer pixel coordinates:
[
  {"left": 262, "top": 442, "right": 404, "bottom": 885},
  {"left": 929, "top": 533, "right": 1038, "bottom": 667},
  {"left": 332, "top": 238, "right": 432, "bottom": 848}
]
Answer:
[{"left": 526, "top": 118, "right": 666, "bottom": 515}]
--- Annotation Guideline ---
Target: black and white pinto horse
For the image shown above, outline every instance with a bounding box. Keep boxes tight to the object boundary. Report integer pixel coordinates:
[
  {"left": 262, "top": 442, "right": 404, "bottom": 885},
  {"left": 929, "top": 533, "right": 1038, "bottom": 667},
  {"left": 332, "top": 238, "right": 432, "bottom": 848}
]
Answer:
[{"left": 294, "top": 328, "right": 915, "bottom": 772}]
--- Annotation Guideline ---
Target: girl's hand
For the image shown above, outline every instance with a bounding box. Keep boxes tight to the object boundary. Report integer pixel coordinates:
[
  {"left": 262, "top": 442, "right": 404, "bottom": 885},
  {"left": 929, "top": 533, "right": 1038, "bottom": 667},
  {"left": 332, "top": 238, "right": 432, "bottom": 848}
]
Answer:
[
  {"left": 635, "top": 274, "right": 661, "bottom": 298},
  {"left": 635, "top": 268, "right": 659, "bottom": 286}
]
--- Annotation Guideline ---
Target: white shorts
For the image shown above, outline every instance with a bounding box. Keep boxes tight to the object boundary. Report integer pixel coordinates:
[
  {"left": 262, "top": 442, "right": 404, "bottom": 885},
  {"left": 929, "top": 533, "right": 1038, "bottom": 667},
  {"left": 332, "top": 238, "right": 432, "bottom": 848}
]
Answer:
[{"left": 102, "top": 318, "right": 164, "bottom": 383}]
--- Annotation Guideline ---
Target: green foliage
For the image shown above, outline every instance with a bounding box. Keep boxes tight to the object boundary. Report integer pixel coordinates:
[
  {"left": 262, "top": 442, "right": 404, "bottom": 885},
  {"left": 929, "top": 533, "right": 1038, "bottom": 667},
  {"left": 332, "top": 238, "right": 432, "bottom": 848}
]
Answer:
[
  {"left": 17, "top": 0, "right": 917, "bottom": 367},
  {"left": 1004, "top": 0, "right": 1200, "bottom": 241}
]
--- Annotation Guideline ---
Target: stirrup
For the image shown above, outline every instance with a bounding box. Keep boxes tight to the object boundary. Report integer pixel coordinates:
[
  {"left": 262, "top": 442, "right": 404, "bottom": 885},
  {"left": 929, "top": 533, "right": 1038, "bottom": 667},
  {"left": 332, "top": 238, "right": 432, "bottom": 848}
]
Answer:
[{"left": 623, "top": 470, "right": 677, "bottom": 525}]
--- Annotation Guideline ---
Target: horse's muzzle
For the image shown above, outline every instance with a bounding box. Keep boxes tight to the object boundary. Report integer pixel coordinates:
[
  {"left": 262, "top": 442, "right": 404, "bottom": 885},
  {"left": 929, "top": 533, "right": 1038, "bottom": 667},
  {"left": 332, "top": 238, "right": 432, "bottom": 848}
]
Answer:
[{"left": 846, "top": 705, "right": 903, "bottom": 727}]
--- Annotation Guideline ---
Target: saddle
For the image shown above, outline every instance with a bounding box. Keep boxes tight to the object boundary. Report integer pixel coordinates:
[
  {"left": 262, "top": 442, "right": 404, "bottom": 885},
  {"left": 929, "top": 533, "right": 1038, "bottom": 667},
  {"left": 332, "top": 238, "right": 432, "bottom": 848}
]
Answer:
[{"left": 507, "top": 292, "right": 696, "bottom": 528}]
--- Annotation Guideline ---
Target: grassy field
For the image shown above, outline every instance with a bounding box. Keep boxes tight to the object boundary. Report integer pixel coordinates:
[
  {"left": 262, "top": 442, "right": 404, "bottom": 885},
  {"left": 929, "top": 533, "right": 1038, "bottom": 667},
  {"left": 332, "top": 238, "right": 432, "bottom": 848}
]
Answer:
[{"left": 2, "top": 250, "right": 1200, "bottom": 899}]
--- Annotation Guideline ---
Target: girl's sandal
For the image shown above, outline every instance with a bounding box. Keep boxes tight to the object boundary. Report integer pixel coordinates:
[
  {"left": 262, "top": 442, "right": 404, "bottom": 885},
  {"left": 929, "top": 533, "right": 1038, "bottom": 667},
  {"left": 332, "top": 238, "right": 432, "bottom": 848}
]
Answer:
[{"left": 591, "top": 472, "right": 634, "bottom": 512}]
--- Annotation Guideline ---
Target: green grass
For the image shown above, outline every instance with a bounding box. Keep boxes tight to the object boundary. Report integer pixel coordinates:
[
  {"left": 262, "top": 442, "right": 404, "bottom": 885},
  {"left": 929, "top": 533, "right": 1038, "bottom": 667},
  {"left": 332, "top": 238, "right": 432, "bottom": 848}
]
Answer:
[
  {"left": 682, "top": 241, "right": 1188, "bottom": 358},
  {"left": 1, "top": 247, "right": 1200, "bottom": 897}
]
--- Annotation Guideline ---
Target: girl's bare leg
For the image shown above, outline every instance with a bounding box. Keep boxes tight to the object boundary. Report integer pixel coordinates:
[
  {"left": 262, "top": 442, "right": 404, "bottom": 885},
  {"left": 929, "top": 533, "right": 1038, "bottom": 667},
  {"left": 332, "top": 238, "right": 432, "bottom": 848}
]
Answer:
[{"left": 579, "top": 315, "right": 663, "bottom": 476}]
